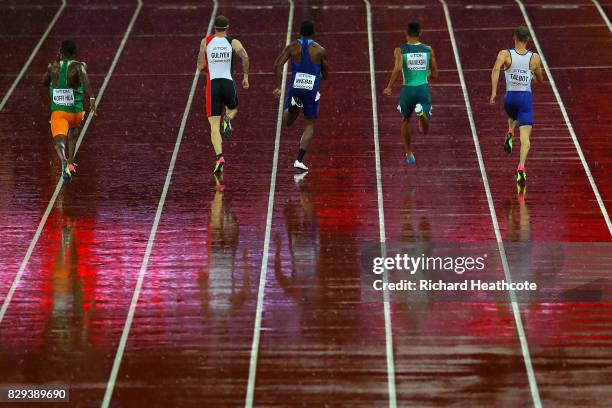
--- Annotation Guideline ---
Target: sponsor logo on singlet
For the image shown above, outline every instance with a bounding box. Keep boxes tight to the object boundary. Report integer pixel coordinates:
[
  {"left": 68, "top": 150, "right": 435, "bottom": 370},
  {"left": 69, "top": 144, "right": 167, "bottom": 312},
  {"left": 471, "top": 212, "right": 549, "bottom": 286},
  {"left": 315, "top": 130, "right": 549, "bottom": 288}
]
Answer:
[
  {"left": 52, "top": 88, "right": 75, "bottom": 106},
  {"left": 405, "top": 52, "right": 427, "bottom": 70},
  {"left": 293, "top": 72, "right": 316, "bottom": 90}
]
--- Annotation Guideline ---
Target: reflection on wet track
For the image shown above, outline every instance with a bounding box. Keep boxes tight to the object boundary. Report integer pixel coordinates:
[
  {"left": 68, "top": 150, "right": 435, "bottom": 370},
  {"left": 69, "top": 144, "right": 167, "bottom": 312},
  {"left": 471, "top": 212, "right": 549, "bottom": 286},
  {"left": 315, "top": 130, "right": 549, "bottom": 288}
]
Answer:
[{"left": 0, "top": 0, "right": 610, "bottom": 407}]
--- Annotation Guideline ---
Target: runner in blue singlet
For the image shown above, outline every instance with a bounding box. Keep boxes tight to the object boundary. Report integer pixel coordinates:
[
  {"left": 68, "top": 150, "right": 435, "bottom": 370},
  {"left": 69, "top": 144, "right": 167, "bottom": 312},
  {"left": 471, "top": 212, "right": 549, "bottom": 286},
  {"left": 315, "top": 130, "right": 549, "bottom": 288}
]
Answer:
[{"left": 273, "top": 21, "right": 329, "bottom": 172}]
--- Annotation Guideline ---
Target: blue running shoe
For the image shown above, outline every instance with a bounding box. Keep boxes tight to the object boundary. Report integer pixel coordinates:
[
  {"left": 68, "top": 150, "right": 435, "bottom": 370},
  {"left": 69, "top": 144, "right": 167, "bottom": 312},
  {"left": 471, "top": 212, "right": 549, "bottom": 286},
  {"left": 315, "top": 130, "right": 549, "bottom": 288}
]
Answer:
[{"left": 406, "top": 155, "right": 416, "bottom": 165}]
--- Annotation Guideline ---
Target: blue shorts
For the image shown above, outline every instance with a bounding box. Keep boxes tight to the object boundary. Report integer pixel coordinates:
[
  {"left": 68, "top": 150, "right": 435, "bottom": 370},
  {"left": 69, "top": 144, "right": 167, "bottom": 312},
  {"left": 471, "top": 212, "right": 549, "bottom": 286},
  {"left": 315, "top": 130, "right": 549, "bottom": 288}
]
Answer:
[
  {"left": 504, "top": 91, "right": 533, "bottom": 126},
  {"left": 284, "top": 87, "right": 320, "bottom": 120}
]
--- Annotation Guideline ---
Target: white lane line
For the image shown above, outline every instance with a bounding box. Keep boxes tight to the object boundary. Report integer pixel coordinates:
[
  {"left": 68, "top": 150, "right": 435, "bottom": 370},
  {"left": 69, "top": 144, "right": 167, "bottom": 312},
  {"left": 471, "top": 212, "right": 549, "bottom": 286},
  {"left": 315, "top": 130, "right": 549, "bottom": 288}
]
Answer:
[
  {"left": 0, "top": 0, "right": 67, "bottom": 112},
  {"left": 592, "top": 0, "right": 612, "bottom": 32},
  {"left": 0, "top": 0, "right": 143, "bottom": 326},
  {"left": 439, "top": 1, "right": 543, "bottom": 408},
  {"left": 516, "top": 0, "right": 612, "bottom": 235},
  {"left": 364, "top": 1, "right": 397, "bottom": 408},
  {"left": 244, "top": 2, "right": 294, "bottom": 406},
  {"left": 100, "top": 2, "right": 218, "bottom": 407}
]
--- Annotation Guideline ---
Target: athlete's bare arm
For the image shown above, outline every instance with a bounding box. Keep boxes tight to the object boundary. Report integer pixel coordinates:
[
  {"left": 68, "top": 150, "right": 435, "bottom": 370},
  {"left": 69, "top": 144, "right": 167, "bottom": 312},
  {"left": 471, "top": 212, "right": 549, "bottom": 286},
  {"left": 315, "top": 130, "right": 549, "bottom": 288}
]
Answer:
[
  {"left": 383, "top": 47, "right": 403, "bottom": 96},
  {"left": 490, "top": 49, "right": 510, "bottom": 105},
  {"left": 75, "top": 62, "right": 96, "bottom": 115},
  {"left": 319, "top": 46, "right": 328, "bottom": 80},
  {"left": 197, "top": 38, "right": 207, "bottom": 72},
  {"left": 231, "top": 39, "right": 250, "bottom": 89},
  {"left": 43, "top": 64, "right": 53, "bottom": 87},
  {"left": 530, "top": 53, "right": 544, "bottom": 83},
  {"left": 428, "top": 46, "right": 438, "bottom": 80},
  {"left": 272, "top": 42, "right": 295, "bottom": 97}
]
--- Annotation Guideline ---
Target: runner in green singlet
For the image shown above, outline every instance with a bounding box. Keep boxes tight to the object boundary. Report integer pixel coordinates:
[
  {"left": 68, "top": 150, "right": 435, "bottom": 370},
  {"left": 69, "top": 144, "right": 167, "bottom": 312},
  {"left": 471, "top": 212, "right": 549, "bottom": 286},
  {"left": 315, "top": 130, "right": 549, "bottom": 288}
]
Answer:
[
  {"left": 383, "top": 21, "right": 438, "bottom": 165},
  {"left": 43, "top": 40, "right": 96, "bottom": 183}
]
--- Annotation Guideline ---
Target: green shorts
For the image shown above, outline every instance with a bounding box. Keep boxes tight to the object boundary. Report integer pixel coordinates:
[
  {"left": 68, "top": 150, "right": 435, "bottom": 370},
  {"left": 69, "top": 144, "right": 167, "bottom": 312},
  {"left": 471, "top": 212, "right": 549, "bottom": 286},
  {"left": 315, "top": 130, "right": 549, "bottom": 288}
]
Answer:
[{"left": 398, "top": 84, "right": 432, "bottom": 119}]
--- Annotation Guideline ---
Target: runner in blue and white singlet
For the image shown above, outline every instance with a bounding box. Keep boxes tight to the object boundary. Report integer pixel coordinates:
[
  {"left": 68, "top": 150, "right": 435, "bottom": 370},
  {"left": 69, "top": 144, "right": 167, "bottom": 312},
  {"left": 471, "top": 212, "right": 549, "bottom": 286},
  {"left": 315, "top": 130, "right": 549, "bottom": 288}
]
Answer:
[
  {"left": 273, "top": 20, "right": 329, "bottom": 172},
  {"left": 490, "top": 26, "right": 544, "bottom": 187}
]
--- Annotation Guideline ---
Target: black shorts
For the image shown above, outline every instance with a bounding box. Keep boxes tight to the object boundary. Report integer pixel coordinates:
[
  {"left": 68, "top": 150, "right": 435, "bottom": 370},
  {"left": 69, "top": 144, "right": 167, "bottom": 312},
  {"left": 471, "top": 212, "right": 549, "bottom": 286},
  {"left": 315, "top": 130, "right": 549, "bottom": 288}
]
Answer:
[{"left": 206, "top": 78, "right": 238, "bottom": 117}]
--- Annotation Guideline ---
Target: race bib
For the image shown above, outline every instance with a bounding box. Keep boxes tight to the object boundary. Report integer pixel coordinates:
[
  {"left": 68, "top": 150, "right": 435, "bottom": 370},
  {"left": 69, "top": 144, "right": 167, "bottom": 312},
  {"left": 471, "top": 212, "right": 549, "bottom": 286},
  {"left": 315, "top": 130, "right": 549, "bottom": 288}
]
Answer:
[
  {"left": 293, "top": 72, "right": 315, "bottom": 90},
  {"left": 508, "top": 68, "right": 531, "bottom": 86},
  {"left": 405, "top": 52, "right": 427, "bottom": 71},
  {"left": 52, "top": 88, "right": 75, "bottom": 107}
]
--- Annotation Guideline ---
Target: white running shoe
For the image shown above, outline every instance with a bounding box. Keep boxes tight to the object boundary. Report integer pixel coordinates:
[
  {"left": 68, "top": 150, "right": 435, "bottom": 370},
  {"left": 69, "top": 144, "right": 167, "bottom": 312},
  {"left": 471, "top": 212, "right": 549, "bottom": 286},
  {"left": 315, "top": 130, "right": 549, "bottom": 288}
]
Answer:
[
  {"left": 294, "top": 160, "right": 309, "bottom": 171},
  {"left": 414, "top": 103, "right": 424, "bottom": 116},
  {"left": 291, "top": 96, "right": 303, "bottom": 108}
]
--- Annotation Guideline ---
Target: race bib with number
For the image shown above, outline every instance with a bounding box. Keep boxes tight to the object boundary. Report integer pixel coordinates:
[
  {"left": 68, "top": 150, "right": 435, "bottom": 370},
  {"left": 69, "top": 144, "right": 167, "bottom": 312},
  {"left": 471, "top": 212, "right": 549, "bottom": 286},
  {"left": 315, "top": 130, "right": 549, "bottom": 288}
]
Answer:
[
  {"left": 293, "top": 72, "right": 316, "bottom": 90},
  {"left": 52, "top": 89, "right": 75, "bottom": 107},
  {"left": 405, "top": 52, "right": 427, "bottom": 71}
]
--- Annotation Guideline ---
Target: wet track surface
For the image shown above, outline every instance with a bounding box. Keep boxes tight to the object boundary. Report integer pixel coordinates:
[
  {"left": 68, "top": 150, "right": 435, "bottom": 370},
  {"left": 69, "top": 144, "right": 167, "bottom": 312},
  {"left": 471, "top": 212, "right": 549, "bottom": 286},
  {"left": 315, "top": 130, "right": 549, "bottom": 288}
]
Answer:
[{"left": 0, "top": 0, "right": 610, "bottom": 407}]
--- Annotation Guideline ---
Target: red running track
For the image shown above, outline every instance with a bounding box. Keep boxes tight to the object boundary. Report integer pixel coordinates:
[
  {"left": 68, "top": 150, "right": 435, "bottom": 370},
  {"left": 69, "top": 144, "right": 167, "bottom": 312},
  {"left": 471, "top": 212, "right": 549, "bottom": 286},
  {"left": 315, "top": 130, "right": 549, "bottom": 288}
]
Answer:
[{"left": 0, "top": 0, "right": 610, "bottom": 407}]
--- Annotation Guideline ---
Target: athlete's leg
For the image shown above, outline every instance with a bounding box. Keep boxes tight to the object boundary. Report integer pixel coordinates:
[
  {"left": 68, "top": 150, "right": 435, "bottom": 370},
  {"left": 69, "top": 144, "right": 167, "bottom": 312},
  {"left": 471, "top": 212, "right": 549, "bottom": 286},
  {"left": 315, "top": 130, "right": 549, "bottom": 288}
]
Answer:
[
  {"left": 221, "top": 80, "right": 239, "bottom": 139},
  {"left": 416, "top": 108, "right": 430, "bottom": 135},
  {"left": 208, "top": 116, "right": 223, "bottom": 155},
  {"left": 518, "top": 125, "right": 531, "bottom": 168},
  {"left": 225, "top": 106, "right": 238, "bottom": 120},
  {"left": 401, "top": 117, "right": 413, "bottom": 159},
  {"left": 50, "top": 111, "right": 73, "bottom": 182},
  {"left": 516, "top": 93, "right": 533, "bottom": 184},
  {"left": 416, "top": 86, "right": 432, "bottom": 135},
  {"left": 283, "top": 109, "right": 299, "bottom": 127},
  {"left": 294, "top": 93, "right": 319, "bottom": 170},
  {"left": 283, "top": 90, "right": 300, "bottom": 127},
  {"left": 294, "top": 120, "right": 314, "bottom": 171},
  {"left": 507, "top": 117, "right": 517, "bottom": 133},
  {"left": 503, "top": 93, "right": 520, "bottom": 154},
  {"left": 53, "top": 135, "right": 68, "bottom": 163},
  {"left": 67, "top": 127, "right": 79, "bottom": 164},
  {"left": 299, "top": 120, "right": 315, "bottom": 151}
]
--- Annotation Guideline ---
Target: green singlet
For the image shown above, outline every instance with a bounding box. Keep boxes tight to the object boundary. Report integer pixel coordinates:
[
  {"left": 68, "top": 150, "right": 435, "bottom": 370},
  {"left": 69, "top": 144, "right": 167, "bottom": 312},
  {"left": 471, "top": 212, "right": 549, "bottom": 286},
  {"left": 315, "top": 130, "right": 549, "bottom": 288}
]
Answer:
[
  {"left": 398, "top": 43, "right": 432, "bottom": 118},
  {"left": 50, "top": 60, "right": 83, "bottom": 113}
]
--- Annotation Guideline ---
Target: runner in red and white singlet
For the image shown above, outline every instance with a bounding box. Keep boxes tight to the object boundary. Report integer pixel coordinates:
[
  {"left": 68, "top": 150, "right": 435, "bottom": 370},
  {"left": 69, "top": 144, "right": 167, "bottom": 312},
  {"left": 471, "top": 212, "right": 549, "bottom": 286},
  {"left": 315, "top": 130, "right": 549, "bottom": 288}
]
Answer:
[{"left": 197, "top": 15, "right": 250, "bottom": 174}]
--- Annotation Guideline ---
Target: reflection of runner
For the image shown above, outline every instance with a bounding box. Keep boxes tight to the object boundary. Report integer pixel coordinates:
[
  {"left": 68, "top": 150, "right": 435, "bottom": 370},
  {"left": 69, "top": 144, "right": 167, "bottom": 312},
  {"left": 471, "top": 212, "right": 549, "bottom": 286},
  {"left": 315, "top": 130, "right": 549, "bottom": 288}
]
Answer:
[
  {"left": 383, "top": 21, "right": 438, "bottom": 165},
  {"left": 45, "top": 215, "right": 95, "bottom": 352},
  {"left": 274, "top": 181, "right": 320, "bottom": 300},
  {"left": 43, "top": 40, "right": 96, "bottom": 183},
  {"left": 200, "top": 174, "right": 249, "bottom": 314},
  {"left": 273, "top": 21, "right": 328, "bottom": 172},
  {"left": 197, "top": 16, "right": 250, "bottom": 174},
  {"left": 489, "top": 27, "right": 544, "bottom": 186}
]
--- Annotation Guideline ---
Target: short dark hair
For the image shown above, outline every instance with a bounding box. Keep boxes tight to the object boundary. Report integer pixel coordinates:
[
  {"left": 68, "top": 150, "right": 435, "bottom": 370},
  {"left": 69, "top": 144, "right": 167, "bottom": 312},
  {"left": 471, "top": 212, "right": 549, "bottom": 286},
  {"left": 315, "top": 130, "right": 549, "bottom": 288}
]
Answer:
[
  {"left": 407, "top": 21, "right": 421, "bottom": 37},
  {"left": 300, "top": 20, "right": 314, "bottom": 37},
  {"left": 60, "top": 40, "right": 77, "bottom": 57},
  {"left": 215, "top": 15, "right": 229, "bottom": 32},
  {"left": 514, "top": 26, "right": 530, "bottom": 42}
]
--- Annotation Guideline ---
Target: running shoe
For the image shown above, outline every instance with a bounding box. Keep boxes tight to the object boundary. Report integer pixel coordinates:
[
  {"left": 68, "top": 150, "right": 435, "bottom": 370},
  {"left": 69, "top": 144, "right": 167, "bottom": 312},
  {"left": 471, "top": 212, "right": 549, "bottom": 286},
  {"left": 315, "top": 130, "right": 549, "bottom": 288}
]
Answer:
[
  {"left": 292, "top": 96, "right": 303, "bottom": 108},
  {"left": 414, "top": 103, "right": 424, "bottom": 117},
  {"left": 213, "top": 156, "right": 225, "bottom": 174},
  {"left": 288, "top": 96, "right": 303, "bottom": 114},
  {"left": 293, "top": 160, "right": 308, "bottom": 171},
  {"left": 61, "top": 161, "right": 72, "bottom": 183},
  {"left": 222, "top": 116, "right": 233, "bottom": 139},
  {"left": 406, "top": 154, "right": 416, "bottom": 165},
  {"left": 516, "top": 169, "right": 527, "bottom": 185},
  {"left": 504, "top": 132, "right": 513, "bottom": 154}
]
